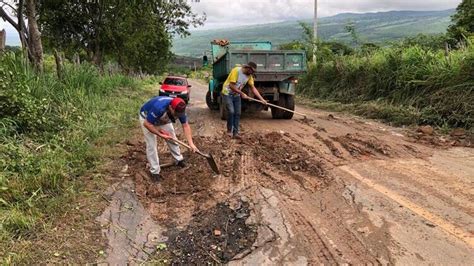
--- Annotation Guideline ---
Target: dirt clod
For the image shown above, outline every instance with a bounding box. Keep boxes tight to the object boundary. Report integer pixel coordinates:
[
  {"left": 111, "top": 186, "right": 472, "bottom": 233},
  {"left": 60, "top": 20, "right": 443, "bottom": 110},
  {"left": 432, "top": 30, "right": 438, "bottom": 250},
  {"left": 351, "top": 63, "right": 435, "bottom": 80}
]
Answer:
[
  {"left": 332, "top": 133, "right": 392, "bottom": 157},
  {"left": 418, "top": 125, "right": 434, "bottom": 135},
  {"left": 450, "top": 128, "right": 466, "bottom": 137}
]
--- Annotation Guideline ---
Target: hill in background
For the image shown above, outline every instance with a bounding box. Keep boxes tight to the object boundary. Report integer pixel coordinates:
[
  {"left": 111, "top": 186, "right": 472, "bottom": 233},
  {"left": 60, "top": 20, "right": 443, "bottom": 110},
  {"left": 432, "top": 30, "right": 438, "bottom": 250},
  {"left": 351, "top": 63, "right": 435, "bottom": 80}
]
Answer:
[{"left": 172, "top": 9, "right": 454, "bottom": 57}]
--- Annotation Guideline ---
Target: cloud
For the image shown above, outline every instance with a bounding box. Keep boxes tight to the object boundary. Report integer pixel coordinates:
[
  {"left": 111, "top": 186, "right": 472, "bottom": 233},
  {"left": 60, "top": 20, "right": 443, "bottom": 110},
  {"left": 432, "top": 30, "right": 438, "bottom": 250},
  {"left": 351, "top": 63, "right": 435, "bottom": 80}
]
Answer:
[{"left": 190, "top": 0, "right": 461, "bottom": 29}]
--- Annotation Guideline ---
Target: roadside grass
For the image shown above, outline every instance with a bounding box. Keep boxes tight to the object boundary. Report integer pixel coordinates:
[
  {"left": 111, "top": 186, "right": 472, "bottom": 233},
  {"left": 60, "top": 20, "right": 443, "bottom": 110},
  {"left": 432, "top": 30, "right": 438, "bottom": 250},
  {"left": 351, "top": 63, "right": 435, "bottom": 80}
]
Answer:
[
  {"left": 299, "top": 40, "right": 474, "bottom": 130},
  {"left": 299, "top": 97, "right": 474, "bottom": 136},
  {"left": 0, "top": 52, "right": 158, "bottom": 263}
]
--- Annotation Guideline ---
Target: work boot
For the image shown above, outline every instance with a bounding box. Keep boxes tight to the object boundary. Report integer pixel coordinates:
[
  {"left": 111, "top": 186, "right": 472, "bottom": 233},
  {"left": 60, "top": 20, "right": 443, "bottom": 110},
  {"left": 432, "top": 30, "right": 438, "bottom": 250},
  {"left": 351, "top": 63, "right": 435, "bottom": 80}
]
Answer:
[
  {"left": 176, "top": 159, "right": 187, "bottom": 168},
  {"left": 150, "top": 173, "right": 162, "bottom": 182}
]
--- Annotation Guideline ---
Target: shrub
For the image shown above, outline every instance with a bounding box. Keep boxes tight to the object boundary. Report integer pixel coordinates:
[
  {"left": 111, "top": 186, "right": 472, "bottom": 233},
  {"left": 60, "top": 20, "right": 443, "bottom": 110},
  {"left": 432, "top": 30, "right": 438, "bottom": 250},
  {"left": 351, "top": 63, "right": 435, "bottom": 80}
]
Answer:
[
  {"left": 299, "top": 40, "right": 474, "bottom": 129},
  {"left": 0, "top": 51, "right": 140, "bottom": 240}
]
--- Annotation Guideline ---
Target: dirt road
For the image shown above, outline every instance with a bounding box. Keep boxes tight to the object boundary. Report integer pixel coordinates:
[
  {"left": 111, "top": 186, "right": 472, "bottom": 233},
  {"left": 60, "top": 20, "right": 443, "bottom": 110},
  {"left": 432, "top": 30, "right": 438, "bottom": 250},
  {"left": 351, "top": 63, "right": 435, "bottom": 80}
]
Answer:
[{"left": 102, "top": 79, "right": 473, "bottom": 264}]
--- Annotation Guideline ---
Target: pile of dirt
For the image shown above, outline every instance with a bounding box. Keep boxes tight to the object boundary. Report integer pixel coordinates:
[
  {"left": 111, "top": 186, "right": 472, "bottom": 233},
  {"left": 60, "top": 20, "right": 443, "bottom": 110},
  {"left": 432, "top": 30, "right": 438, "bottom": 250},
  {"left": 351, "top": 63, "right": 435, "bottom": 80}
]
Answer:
[
  {"left": 125, "top": 136, "right": 227, "bottom": 226},
  {"left": 122, "top": 131, "right": 332, "bottom": 263},
  {"left": 166, "top": 201, "right": 257, "bottom": 264},
  {"left": 409, "top": 127, "right": 473, "bottom": 148},
  {"left": 125, "top": 132, "right": 330, "bottom": 211},
  {"left": 254, "top": 132, "right": 326, "bottom": 176},
  {"left": 331, "top": 133, "right": 392, "bottom": 157}
]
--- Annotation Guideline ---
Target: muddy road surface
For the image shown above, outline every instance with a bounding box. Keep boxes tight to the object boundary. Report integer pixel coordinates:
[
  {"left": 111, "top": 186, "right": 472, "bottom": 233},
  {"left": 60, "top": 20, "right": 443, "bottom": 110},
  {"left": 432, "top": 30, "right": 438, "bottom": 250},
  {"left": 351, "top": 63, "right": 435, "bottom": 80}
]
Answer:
[{"left": 101, "top": 79, "right": 473, "bottom": 265}]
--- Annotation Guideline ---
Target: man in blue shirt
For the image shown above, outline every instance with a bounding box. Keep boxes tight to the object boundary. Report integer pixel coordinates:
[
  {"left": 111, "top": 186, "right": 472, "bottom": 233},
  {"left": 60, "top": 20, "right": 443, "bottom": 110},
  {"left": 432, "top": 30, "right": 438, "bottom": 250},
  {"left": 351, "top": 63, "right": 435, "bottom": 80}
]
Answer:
[{"left": 139, "top": 96, "right": 198, "bottom": 181}]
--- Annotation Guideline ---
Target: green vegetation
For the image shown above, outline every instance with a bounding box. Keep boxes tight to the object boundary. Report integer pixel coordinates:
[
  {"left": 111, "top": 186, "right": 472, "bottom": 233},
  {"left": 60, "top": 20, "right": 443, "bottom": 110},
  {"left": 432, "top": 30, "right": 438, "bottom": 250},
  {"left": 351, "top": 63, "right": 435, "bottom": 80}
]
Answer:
[
  {"left": 39, "top": 0, "right": 204, "bottom": 73},
  {"left": 447, "top": 0, "right": 474, "bottom": 43},
  {"left": 0, "top": 1, "right": 199, "bottom": 260},
  {"left": 282, "top": 2, "right": 473, "bottom": 130},
  {"left": 298, "top": 38, "right": 473, "bottom": 129},
  {"left": 0, "top": 52, "right": 155, "bottom": 262},
  {"left": 1, "top": 1, "right": 204, "bottom": 73},
  {"left": 173, "top": 9, "right": 454, "bottom": 57}
]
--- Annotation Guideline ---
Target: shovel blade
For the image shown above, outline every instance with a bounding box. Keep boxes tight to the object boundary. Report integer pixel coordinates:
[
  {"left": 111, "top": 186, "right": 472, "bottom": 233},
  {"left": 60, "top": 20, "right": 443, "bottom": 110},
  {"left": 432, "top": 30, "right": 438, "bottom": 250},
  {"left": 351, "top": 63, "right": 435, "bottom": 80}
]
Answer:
[{"left": 206, "top": 153, "right": 220, "bottom": 174}]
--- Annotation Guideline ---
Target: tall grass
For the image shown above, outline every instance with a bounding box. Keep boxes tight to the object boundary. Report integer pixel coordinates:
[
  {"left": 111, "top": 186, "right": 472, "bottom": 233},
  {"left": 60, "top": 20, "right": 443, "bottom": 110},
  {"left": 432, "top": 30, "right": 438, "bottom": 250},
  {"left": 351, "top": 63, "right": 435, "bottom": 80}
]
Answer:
[
  {"left": 300, "top": 40, "right": 474, "bottom": 129},
  {"left": 0, "top": 52, "right": 144, "bottom": 247}
]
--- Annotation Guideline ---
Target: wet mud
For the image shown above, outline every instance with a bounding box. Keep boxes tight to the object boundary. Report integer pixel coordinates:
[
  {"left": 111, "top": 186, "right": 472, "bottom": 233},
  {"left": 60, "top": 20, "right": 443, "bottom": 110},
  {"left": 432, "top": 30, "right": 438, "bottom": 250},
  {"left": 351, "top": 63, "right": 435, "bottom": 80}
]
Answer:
[
  {"left": 108, "top": 123, "right": 401, "bottom": 265},
  {"left": 166, "top": 201, "right": 257, "bottom": 264}
]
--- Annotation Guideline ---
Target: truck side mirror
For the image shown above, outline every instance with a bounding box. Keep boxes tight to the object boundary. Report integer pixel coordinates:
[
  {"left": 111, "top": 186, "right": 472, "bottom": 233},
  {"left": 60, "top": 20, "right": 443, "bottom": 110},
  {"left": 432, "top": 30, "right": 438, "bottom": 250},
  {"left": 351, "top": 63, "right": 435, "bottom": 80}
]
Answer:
[{"left": 159, "top": 82, "right": 163, "bottom": 85}]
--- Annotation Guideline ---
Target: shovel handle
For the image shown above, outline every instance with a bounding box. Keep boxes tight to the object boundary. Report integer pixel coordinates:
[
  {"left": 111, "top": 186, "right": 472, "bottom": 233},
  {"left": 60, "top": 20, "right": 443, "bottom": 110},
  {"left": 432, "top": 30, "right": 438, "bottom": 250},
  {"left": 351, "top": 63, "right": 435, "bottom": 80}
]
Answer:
[
  {"left": 247, "top": 98, "right": 307, "bottom": 118},
  {"left": 168, "top": 137, "right": 190, "bottom": 149},
  {"left": 165, "top": 137, "right": 208, "bottom": 158}
]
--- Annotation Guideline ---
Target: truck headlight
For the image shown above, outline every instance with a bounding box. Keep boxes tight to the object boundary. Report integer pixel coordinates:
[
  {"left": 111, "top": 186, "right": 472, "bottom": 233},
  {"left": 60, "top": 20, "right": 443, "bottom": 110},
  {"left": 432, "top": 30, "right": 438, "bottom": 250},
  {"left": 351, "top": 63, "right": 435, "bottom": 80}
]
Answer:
[{"left": 159, "top": 88, "right": 165, "bottom": 93}]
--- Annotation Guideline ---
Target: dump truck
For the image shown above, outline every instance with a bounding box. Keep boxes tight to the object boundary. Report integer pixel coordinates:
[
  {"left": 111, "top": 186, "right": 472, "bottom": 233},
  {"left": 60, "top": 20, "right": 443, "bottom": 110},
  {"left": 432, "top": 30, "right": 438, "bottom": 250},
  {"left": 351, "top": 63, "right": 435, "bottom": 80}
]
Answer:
[{"left": 206, "top": 41, "right": 307, "bottom": 119}]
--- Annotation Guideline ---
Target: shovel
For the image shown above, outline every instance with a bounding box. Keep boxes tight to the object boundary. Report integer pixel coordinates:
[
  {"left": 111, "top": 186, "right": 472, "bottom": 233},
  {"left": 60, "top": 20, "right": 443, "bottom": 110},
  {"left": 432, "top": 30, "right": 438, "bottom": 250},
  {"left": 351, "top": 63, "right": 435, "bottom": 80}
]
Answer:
[
  {"left": 167, "top": 138, "right": 220, "bottom": 174},
  {"left": 247, "top": 97, "right": 307, "bottom": 118}
]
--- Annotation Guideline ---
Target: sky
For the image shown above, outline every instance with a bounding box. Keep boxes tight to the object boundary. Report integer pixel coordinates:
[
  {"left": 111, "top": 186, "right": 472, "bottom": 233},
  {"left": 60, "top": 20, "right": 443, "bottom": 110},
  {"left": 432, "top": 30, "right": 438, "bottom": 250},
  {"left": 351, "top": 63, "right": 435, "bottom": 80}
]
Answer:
[
  {"left": 189, "top": 0, "right": 461, "bottom": 30},
  {"left": 1, "top": 0, "right": 462, "bottom": 45}
]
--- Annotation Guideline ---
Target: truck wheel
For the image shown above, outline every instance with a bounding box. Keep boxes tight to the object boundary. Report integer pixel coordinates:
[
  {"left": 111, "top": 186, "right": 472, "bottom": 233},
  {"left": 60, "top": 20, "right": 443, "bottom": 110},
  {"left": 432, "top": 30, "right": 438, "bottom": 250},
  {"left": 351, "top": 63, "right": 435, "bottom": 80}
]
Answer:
[
  {"left": 271, "top": 94, "right": 286, "bottom": 119},
  {"left": 206, "top": 91, "right": 219, "bottom": 110},
  {"left": 282, "top": 95, "right": 295, "bottom": 119},
  {"left": 219, "top": 97, "right": 228, "bottom": 120}
]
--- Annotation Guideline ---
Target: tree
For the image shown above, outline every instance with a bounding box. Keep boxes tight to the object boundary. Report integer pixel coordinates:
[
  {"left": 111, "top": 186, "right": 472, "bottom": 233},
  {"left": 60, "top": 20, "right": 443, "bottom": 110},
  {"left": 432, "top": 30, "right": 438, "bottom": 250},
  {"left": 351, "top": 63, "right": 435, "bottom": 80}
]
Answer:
[
  {"left": 298, "top": 22, "right": 316, "bottom": 61},
  {"left": 0, "top": 28, "right": 5, "bottom": 50},
  {"left": 39, "top": 0, "right": 205, "bottom": 73},
  {"left": 25, "top": 0, "right": 43, "bottom": 71},
  {"left": 447, "top": 0, "right": 474, "bottom": 42},
  {"left": 0, "top": 0, "right": 44, "bottom": 71},
  {"left": 344, "top": 21, "right": 360, "bottom": 46}
]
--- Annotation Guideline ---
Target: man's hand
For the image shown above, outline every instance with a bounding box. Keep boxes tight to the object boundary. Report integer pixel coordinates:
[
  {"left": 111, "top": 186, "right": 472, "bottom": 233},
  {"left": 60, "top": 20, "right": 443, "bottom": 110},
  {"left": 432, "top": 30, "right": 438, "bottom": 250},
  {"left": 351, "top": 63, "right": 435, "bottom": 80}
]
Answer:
[
  {"left": 189, "top": 143, "right": 199, "bottom": 153},
  {"left": 158, "top": 129, "right": 172, "bottom": 140}
]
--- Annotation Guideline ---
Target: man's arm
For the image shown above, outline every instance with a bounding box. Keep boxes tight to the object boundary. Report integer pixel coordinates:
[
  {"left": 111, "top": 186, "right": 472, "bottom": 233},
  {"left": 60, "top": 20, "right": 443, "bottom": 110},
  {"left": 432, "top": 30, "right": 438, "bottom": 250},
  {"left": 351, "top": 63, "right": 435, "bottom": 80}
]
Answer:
[
  {"left": 251, "top": 85, "right": 266, "bottom": 103},
  {"left": 182, "top": 122, "right": 199, "bottom": 152},
  {"left": 144, "top": 120, "right": 172, "bottom": 139},
  {"left": 229, "top": 82, "right": 248, "bottom": 98}
]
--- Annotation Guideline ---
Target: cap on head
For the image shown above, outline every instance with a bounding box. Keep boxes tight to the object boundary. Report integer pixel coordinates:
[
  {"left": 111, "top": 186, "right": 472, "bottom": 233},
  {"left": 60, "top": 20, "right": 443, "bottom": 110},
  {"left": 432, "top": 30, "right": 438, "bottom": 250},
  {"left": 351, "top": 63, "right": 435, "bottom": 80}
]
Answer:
[
  {"left": 244, "top": 61, "right": 257, "bottom": 73},
  {"left": 170, "top": 97, "right": 186, "bottom": 114}
]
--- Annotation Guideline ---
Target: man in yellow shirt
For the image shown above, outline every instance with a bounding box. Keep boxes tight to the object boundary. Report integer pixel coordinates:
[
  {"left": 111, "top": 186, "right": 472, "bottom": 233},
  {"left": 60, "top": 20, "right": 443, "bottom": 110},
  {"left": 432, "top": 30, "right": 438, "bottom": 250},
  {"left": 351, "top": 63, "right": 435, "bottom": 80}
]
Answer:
[{"left": 222, "top": 62, "right": 266, "bottom": 139}]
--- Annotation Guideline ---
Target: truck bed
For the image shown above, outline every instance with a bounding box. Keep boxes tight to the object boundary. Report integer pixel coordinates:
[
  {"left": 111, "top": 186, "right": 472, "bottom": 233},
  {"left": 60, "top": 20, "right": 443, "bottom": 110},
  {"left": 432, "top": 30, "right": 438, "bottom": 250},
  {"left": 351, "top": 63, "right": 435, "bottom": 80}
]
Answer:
[{"left": 213, "top": 50, "right": 307, "bottom": 81}]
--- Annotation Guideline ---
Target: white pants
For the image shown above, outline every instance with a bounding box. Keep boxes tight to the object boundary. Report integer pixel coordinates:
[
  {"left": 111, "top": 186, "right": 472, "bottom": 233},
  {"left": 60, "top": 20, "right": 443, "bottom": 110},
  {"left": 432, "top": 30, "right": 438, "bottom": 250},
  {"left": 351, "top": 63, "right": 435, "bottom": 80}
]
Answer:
[{"left": 139, "top": 116, "right": 183, "bottom": 174}]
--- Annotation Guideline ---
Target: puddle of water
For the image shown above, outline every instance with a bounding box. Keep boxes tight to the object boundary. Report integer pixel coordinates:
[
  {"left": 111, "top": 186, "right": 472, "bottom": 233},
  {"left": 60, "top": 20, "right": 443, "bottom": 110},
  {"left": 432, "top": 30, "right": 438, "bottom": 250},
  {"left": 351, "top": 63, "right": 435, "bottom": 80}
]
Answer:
[{"left": 96, "top": 179, "right": 166, "bottom": 265}]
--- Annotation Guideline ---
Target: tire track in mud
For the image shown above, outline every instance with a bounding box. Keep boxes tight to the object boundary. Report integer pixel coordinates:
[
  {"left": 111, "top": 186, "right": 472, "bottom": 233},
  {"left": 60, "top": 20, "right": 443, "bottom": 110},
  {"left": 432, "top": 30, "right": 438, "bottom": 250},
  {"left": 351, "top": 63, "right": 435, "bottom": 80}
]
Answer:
[
  {"left": 284, "top": 207, "right": 338, "bottom": 264},
  {"left": 295, "top": 118, "right": 429, "bottom": 163},
  {"left": 313, "top": 132, "right": 344, "bottom": 159}
]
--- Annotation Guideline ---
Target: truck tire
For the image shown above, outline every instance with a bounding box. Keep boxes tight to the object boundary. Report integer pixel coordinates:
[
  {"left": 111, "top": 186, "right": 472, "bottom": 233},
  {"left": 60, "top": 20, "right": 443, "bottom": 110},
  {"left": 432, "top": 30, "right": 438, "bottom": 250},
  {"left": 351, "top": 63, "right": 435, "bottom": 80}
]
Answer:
[
  {"left": 271, "top": 94, "right": 286, "bottom": 119},
  {"left": 206, "top": 91, "right": 219, "bottom": 110},
  {"left": 271, "top": 94, "right": 295, "bottom": 119},
  {"left": 219, "top": 96, "right": 228, "bottom": 120},
  {"left": 282, "top": 94, "right": 295, "bottom": 119}
]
